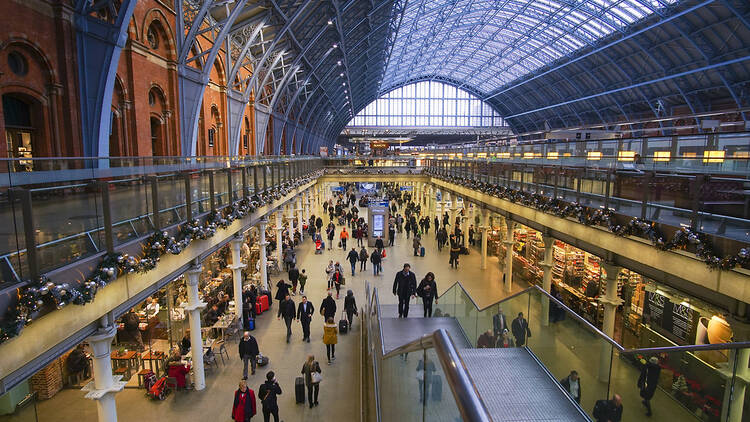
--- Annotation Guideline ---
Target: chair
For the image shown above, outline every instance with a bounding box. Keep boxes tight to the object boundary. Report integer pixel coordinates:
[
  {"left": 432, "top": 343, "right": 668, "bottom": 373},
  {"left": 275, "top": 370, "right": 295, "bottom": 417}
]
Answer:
[
  {"left": 165, "top": 376, "right": 178, "bottom": 391},
  {"left": 113, "top": 366, "right": 129, "bottom": 380},
  {"left": 214, "top": 340, "right": 230, "bottom": 364},
  {"left": 203, "top": 348, "right": 218, "bottom": 372},
  {"left": 137, "top": 369, "right": 152, "bottom": 388}
]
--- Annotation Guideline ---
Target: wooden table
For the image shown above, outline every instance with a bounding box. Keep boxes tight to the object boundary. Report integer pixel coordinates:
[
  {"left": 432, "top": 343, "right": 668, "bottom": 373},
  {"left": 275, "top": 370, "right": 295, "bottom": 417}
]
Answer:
[
  {"left": 110, "top": 350, "right": 138, "bottom": 379},
  {"left": 141, "top": 351, "right": 166, "bottom": 375},
  {"left": 211, "top": 313, "right": 236, "bottom": 340}
]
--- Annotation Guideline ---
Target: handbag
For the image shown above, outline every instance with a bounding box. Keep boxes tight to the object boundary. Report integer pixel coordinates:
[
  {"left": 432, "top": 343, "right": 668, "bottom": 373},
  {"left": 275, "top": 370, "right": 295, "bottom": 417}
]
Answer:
[{"left": 311, "top": 371, "right": 322, "bottom": 384}]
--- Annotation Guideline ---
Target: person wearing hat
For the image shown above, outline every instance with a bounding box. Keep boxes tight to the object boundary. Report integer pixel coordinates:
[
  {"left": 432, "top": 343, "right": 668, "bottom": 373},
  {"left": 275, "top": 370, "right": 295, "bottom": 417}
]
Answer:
[{"left": 638, "top": 357, "right": 661, "bottom": 416}]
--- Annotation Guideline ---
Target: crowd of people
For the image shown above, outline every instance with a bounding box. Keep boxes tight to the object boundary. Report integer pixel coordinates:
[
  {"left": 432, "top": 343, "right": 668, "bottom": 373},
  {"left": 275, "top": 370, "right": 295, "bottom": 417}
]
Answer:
[{"left": 226, "top": 183, "right": 637, "bottom": 422}]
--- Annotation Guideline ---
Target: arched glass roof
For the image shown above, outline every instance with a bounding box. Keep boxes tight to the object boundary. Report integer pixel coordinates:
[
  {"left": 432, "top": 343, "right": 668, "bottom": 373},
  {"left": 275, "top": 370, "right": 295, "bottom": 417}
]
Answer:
[
  {"left": 381, "top": 0, "right": 677, "bottom": 95},
  {"left": 347, "top": 81, "right": 504, "bottom": 127}
]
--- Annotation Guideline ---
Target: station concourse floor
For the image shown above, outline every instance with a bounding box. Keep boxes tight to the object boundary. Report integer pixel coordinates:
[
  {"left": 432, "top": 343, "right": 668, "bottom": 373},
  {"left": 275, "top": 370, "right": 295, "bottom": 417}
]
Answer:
[
  {"left": 1, "top": 202, "right": 701, "bottom": 422},
  {"left": 2, "top": 204, "right": 514, "bottom": 422}
]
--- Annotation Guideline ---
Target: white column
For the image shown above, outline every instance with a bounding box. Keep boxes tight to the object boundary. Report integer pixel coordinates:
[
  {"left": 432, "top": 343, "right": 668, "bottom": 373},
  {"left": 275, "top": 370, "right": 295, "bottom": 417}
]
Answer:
[
  {"left": 184, "top": 266, "right": 207, "bottom": 390},
  {"left": 296, "top": 196, "right": 304, "bottom": 240},
  {"left": 229, "top": 238, "right": 247, "bottom": 319},
  {"left": 275, "top": 210, "right": 283, "bottom": 267},
  {"left": 258, "top": 218, "right": 269, "bottom": 291},
  {"left": 462, "top": 203, "right": 470, "bottom": 248},
  {"left": 304, "top": 192, "right": 311, "bottom": 222},
  {"left": 480, "top": 208, "right": 489, "bottom": 270},
  {"left": 287, "top": 203, "right": 295, "bottom": 231},
  {"left": 503, "top": 220, "right": 515, "bottom": 293},
  {"left": 598, "top": 261, "right": 623, "bottom": 382},
  {"left": 82, "top": 324, "right": 124, "bottom": 422},
  {"left": 540, "top": 234, "right": 554, "bottom": 327}
]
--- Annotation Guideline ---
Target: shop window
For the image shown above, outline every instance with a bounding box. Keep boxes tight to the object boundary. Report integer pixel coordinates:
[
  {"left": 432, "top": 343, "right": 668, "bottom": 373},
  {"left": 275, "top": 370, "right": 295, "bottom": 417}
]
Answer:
[{"left": 7, "top": 51, "right": 28, "bottom": 76}]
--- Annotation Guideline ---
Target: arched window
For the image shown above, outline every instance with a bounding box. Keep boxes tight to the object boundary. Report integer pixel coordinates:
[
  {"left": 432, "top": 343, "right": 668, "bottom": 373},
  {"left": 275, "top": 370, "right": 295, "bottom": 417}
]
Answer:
[
  {"left": 150, "top": 116, "right": 163, "bottom": 156},
  {"left": 146, "top": 24, "right": 159, "bottom": 50},
  {"left": 347, "top": 81, "right": 503, "bottom": 127}
]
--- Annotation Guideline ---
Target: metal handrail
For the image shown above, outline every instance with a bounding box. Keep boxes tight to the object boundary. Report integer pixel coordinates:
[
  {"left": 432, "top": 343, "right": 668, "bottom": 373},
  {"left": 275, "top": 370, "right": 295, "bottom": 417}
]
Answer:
[
  {"left": 382, "top": 329, "right": 493, "bottom": 422},
  {"left": 438, "top": 280, "right": 750, "bottom": 354},
  {"left": 368, "top": 283, "right": 492, "bottom": 422}
]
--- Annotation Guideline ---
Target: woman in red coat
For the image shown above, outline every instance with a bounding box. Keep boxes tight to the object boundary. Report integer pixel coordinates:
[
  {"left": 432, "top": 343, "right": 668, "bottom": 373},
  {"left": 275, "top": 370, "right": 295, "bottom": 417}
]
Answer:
[{"left": 232, "top": 380, "right": 257, "bottom": 421}]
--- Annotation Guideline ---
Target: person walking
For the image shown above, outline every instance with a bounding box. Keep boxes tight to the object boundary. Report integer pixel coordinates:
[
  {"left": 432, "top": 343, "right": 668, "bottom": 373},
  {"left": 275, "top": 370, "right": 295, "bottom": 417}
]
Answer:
[
  {"left": 232, "top": 380, "right": 257, "bottom": 421},
  {"left": 320, "top": 290, "right": 337, "bottom": 321},
  {"left": 331, "top": 268, "right": 344, "bottom": 299},
  {"left": 339, "top": 227, "right": 349, "bottom": 249},
  {"left": 258, "top": 372, "right": 282, "bottom": 422},
  {"left": 301, "top": 355, "right": 322, "bottom": 408},
  {"left": 277, "top": 294, "right": 296, "bottom": 343},
  {"left": 344, "top": 290, "right": 358, "bottom": 327},
  {"left": 388, "top": 224, "right": 395, "bottom": 246},
  {"left": 239, "top": 331, "right": 260, "bottom": 379},
  {"left": 298, "top": 269, "right": 308, "bottom": 295},
  {"left": 412, "top": 233, "right": 422, "bottom": 256},
  {"left": 468, "top": 224, "right": 475, "bottom": 246},
  {"left": 416, "top": 272, "right": 438, "bottom": 317},
  {"left": 326, "top": 225, "right": 335, "bottom": 250},
  {"left": 346, "top": 247, "right": 358, "bottom": 276},
  {"left": 449, "top": 234, "right": 460, "bottom": 268},
  {"left": 492, "top": 307, "right": 508, "bottom": 338},
  {"left": 560, "top": 370, "right": 582, "bottom": 404},
  {"left": 325, "top": 261, "right": 334, "bottom": 289},
  {"left": 393, "top": 263, "right": 417, "bottom": 318},
  {"left": 370, "top": 247, "right": 382, "bottom": 276},
  {"left": 297, "top": 296, "right": 315, "bottom": 343},
  {"left": 359, "top": 246, "right": 368, "bottom": 272},
  {"left": 288, "top": 264, "right": 300, "bottom": 295},
  {"left": 638, "top": 357, "right": 661, "bottom": 416},
  {"left": 323, "top": 317, "right": 338, "bottom": 364},
  {"left": 375, "top": 236, "right": 384, "bottom": 250},
  {"left": 274, "top": 279, "right": 291, "bottom": 307},
  {"left": 511, "top": 312, "right": 531, "bottom": 347}
]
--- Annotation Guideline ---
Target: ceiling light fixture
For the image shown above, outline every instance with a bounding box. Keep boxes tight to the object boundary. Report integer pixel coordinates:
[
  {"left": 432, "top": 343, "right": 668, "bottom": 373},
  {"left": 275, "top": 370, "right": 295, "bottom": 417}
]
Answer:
[
  {"left": 332, "top": 43, "right": 338, "bottom": 48},
  {"left": 327, "top": 19, "right": 333, "bottom": 25}
]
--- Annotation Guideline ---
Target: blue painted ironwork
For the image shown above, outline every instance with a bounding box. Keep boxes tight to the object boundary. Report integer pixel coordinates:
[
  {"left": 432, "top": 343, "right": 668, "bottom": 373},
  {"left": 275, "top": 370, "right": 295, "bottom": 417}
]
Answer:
[{"left": 74, "top": 0, "right": 137, "bottom": 158}]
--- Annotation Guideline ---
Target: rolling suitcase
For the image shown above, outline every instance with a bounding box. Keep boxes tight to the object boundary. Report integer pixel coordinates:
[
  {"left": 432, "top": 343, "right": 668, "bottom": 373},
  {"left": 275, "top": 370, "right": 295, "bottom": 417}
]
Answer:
[
  {"left": 295, "top": 377, "right": 305, "bottom": 404},
  {"left": 255, "top": 302, "right": 263, "bottom": 315},
  {"left": 339, "top": 311, "right": 349, "bottom": 334},
  {"left": 259, "top": 294, "right": 269, "bottom": 312},
  {"left": 247, "top": 317, "right": 255, "bottom": 331},
  {"left": 420, "top": 246, "right": 425, "bottom": 257},
  {"left": 256, "top": 354, "right": 269, "bottom": 366}
]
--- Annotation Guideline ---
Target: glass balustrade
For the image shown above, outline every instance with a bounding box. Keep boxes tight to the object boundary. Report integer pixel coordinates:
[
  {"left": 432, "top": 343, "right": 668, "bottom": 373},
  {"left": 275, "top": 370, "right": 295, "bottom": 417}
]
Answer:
[
  {"left": 435, "top": 282, "right": 750, "bottom": 422},
  {"left": 0, "top": 156, "right": 323, "bottom": 287}
]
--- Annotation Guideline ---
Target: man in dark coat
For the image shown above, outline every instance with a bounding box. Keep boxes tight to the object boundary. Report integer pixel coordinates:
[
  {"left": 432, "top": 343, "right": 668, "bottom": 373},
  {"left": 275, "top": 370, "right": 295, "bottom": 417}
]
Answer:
[
  {"left": 258, "top": 372, "right": 282, "bottom": 422},
  {"left": 277, "top": 294, "right": 296, "bottom": 343},
  {"left": 492, "top": 307, "right": 507, "bottom": 338},
  {"left": 596, "top": 394, "right": 623, "bottom": 422},
  {"left": 239, "top": 331, "right": 259, "bottom": 379},
  {"left": 346, "top": 247, "right": 359, "bottom": 276},
  {"left": 511, "top": 312, "right": 531, "bottom": 347},
  {"left": 559, "top": 370, "right": 581, "bottom": 403},
  {"left": 370, "top": 248, "right": 382, "bottom": 276},
  {"left": 375, "top": 236, "right": 384, "bottom": 250},
  {"left": 392, "top": 263, "right": 417, "bottom": 318},
  {"left": 296, "top": 296, "right": 315, "bottom": 343},
  {"left": 638, "top": 357, "right": 661, "bottom": 416},
  {"left": 320, "top": 291, "right": 337, "bottom": 321}
]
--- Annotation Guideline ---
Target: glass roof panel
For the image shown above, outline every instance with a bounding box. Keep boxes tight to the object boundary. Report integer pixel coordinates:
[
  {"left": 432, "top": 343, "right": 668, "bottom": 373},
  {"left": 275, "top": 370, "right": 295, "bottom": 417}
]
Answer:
[
  {"left": 345, "top": 81, "right": 505, "bottom": 128},
  {"left": 381, "top": 0, "right": 675, "bottom": 97}
]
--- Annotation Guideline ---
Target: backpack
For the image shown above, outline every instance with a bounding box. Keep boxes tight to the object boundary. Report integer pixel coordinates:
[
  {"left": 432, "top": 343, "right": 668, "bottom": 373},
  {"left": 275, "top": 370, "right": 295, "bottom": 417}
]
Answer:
[{"left": 593, "top": 399, "right": 608, "bottom": 419}]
